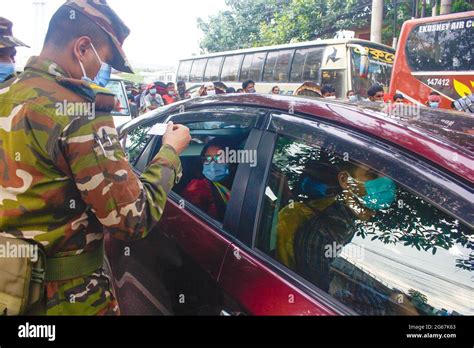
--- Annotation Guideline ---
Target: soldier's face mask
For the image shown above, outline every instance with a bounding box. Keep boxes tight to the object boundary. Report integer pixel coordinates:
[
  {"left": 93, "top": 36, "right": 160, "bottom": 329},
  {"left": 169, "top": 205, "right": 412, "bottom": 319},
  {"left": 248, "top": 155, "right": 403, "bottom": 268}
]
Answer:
[
  {"left": 0, "top": 61, "right": 15, "bottom": 83},
  {"left": 78, "top": 43, "right": 110, "bottom": 87}
]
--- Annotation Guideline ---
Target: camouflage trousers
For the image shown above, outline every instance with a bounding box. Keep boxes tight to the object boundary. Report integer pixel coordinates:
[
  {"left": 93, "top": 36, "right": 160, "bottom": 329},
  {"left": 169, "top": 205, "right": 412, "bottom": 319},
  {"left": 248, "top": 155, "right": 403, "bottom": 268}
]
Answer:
[{"left": 28, "top": 267, "right": 119, "bottom": 316}]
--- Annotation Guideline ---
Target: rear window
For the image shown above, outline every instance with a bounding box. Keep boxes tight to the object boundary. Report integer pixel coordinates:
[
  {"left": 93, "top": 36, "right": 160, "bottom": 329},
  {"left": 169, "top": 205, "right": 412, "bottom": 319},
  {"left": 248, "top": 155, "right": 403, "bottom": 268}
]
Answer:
[{"left": 406, "top": 17, "right": 474, "bottom": 72}]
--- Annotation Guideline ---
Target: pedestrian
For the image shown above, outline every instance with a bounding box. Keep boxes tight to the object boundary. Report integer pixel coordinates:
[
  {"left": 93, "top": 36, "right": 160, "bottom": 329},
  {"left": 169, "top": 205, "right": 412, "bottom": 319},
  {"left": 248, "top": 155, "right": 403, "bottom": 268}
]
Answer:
[
  {"left": 163, "top": 82, "right": 177, "bottom": 105},
  {"left": 200, "top": 82, "right": 216, "bottom": 96},
  {"left": 321, "top": 85, "right": 336, "bottom": 99},
  {"left": 177, "top": 80, "right": 190, "bottom": 100},
  {"left": 144, "top": 85, "right": 164, "bottom": 111},
  {"left": 346, "top": 90, "right": 357, "bottom": 102},
  {"left": 242, "top": 79, "right": 256, "bottom": 93},
  {"left": 393, "top": 93, "right": 405, "bottom": 104},
  {"left": 236, "top": 88, "right": 244, "bottom": 93},
  {"left": 271, "top": 86, "right": 280, "bottom": 95},
  {"left": 367, "top": 84, "right": 385, "bottom": 103},
  {"left": 294, "top": 81, "right": 322, "bottom": 97},
  {"left": 426, "top": 91, "right": 441, "bottom": 109},
  {"left": 226, "top": 87, "right": 236, "bottom": 94},
  {"left": 0, "top": 17, "right": 29, "bottom": 83},
  {"left": 0, "top": 0, "right": 191, "bottom": 316}
]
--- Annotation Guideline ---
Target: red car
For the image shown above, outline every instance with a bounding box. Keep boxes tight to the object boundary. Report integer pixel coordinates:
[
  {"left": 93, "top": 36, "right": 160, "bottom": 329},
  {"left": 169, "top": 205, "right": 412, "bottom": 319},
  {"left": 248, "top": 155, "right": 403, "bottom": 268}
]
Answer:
[{"left": 105, "top": 94, "right": 473, "bottom": 316}]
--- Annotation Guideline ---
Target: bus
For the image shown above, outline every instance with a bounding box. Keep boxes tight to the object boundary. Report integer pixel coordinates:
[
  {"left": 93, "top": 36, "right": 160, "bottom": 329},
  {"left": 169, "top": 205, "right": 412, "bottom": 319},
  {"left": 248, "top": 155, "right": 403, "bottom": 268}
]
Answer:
[
  {"left": 176, "top": 39, "right": 395, "bottom": 99},
  {"left": 389, "top": 11, "right": 474, "bottom": 109}
]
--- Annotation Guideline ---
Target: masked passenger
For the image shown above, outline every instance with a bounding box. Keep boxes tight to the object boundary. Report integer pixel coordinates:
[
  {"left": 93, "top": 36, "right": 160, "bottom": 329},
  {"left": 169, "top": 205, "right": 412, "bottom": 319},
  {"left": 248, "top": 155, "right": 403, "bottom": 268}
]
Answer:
[
  {"left": 293, "top": 161, "right": 397, "bottom": 291},
  {"left": 181, "top": 139, "right": 234, "bottom": 221}
]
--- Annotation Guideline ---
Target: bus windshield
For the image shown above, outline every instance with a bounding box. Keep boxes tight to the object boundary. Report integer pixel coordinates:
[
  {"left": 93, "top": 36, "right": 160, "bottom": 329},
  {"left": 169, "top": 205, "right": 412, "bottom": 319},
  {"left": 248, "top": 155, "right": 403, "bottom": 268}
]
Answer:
[{"left": 351, "top": 46, "right": 394, "bottom": 98}]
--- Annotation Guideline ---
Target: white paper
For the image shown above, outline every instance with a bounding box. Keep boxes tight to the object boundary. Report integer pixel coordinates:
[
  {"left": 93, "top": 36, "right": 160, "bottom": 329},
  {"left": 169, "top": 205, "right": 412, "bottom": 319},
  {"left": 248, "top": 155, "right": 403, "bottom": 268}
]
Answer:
[{"left": 148, "top": 123, "right": 168, "bottom": 136}]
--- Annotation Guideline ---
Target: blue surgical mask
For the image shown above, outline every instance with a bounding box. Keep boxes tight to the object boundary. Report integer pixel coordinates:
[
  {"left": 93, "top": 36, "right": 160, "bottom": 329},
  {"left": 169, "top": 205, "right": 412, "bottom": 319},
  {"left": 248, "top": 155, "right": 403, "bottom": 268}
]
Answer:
[
  {"left": 203, "top": 162, "right": 229, "bottom": 182},
  {"left": 429, "top": 102, "right": 439, "bottom": 108},
  {"left": 348, "top": 176, "right": 396, "bottom": 211},
  {"left": 301, "top": 176, "right": 338, "bottom": 199},
  {"left": 348, "top": 95, "right": 358, "bottom": 102},
  {"left": 0, "top": 62, "right": 15, "bottom": 83},
  {"left": 94, "top": 62, "right": 112, "bottom": 87}
]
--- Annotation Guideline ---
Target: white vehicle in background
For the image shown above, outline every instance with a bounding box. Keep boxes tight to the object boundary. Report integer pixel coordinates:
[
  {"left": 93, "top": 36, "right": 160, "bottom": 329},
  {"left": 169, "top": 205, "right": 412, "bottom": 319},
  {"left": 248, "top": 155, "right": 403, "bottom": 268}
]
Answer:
[{"left": 105, "top": 74, "right": 132, "bottom": 128}]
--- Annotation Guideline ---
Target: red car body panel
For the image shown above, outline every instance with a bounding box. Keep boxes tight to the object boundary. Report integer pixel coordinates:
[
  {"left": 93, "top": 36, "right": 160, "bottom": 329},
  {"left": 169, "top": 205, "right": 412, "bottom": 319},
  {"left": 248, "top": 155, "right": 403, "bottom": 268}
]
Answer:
[
  {"left": 110, "top": 94, "right": 473, "bottom": 316},
  {"left": 218, "top": 244, "right": 336, "bottom": 316}
]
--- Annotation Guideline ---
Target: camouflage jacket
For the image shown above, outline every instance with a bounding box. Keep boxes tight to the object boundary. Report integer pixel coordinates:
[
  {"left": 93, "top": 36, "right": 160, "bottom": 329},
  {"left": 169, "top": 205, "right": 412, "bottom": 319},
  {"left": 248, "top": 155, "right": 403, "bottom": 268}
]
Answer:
[{"left": 0, "top": 56, "right": 182, "bottom": 315}]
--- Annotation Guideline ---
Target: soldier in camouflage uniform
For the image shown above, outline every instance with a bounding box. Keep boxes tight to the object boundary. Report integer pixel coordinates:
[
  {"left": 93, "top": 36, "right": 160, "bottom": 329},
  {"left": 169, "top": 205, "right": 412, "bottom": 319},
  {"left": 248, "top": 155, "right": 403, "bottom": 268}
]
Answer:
[
  {"left": 0, "top": 17, "right": 29, "bottom": 83},
  {"left": 0, "top": 0, "right": 191, "bottom": 315}
]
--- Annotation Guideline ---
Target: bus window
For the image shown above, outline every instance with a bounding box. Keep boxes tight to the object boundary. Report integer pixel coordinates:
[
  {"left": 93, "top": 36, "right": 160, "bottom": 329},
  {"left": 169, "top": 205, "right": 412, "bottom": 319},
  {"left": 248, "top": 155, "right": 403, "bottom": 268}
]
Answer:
[
  {"left": 406, "top": 18, "right": 473, "bottom": 72},
  {"left": 240, "top": 52, "right": 266, "bottom": 82},
  {"left": 351, "top": 47, "right": 393, "bottom": 98},
  {"left": 290, "top": 47, "right": 324, "bottom": 83},
  {"left": 263, "top": 49, "right": 293, "bottom": 83},
  {"left": 204, "top": 57, "right": 223, "bottom": 82},
  {"left": 177, "top": 60, "right": 192, "bottom": 82},
  {"left": 189, "top": 58, "right": 208, "bottom": 83},
  {"left": 322, "top": 70, "right": 345, "bottom": 99},
  {"left": 221, "top": 54, "right": 243, "bottom": 81}
]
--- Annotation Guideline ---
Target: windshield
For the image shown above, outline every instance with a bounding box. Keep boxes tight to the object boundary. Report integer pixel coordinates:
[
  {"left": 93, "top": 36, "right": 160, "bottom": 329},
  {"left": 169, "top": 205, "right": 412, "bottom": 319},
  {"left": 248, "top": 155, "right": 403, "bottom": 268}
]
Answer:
[
  {"left": 351, "top": 46, "right": 394, "bottom": 98},
  {"left": 105, "top": 79, "right": 131, "bottom": 117}
]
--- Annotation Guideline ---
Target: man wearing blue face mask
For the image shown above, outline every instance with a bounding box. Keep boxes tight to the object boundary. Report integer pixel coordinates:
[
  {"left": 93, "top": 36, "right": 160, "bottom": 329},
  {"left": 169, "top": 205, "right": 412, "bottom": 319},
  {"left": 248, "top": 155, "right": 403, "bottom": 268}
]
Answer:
[
  {"left": 181, "top": 139, "right": 234, "bottom": 222},
  {"left": 294, "top": 161, "right": 397, "bottom": 294},
  {"left": 0, "top": 17, "right": 29, "bottom": 83}
]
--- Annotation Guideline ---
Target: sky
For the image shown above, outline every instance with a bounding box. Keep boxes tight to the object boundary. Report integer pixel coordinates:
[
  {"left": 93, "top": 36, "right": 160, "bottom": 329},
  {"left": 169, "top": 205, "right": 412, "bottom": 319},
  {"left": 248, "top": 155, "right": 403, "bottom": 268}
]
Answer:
[{"left": 2, "top": 0, "right": 228, "bottom": 69}]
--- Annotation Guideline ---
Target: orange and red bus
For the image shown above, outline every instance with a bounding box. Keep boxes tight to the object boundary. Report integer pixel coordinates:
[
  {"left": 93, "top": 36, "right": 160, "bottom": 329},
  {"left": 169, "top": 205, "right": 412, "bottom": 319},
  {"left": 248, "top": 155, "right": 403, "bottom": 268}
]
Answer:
[{"left": 389, "top": 11, "right": 474, "bottom": 109}]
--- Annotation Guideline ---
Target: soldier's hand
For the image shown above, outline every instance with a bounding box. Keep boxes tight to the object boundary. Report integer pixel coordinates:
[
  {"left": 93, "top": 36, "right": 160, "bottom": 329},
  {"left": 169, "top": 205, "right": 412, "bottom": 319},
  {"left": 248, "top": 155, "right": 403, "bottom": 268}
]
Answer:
[{"left": 162, "top": 121, "right": 191, "bottom": 155}]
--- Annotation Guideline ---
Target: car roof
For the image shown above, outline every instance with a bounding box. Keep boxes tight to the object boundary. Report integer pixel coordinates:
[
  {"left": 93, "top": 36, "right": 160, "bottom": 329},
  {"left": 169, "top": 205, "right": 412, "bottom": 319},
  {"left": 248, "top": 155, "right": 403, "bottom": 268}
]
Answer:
[{"left": 123, "top": 94, "right": 474, "bottom": 183}]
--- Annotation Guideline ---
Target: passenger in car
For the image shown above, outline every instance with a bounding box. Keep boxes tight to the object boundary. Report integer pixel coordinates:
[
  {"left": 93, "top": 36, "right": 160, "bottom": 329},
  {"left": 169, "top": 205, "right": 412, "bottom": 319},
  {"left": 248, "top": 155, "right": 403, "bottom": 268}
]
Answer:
[
  {"left": 181, "top": 138, "right": 235, "bottom": 221},
  {"left": 276, "top": 162, "right": 342, "bottom": 270},
  {"left": 293, "top": 162, "right": 397, "bottom": 292}
]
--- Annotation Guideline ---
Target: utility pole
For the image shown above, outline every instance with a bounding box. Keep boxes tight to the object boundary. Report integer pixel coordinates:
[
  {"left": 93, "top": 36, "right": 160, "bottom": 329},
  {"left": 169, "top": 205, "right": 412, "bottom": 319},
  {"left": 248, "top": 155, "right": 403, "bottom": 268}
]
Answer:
[
  {"left": 412, "top": 0, "right": 419, "bottom": 18},
  {"left": 371, "top": 0, "right": 384, "bottom": 43},
  {"left": 421, "top": 0, "right": 427, "bottom": 17},
  {"left": 440, "top": 0, "right": 452, "bottom": 15},
  {"left": 432, "top": 0, "right": 438, "bottom": 16},
  {"left": 393, "top": 0, "right": 398, "bottom": 48}
]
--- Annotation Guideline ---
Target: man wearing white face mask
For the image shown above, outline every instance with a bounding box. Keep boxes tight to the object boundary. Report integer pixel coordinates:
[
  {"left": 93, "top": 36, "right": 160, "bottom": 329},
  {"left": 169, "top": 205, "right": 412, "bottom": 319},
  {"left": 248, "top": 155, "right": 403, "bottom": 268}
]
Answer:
[
  {"left": 0, "top": 17, "right": 29, "bottom": 83},
  {"left": 144, "top": 85, "right": 164, "bottom": 111},
  {"left": 321, "top": 85, "right": 337, "bottom": 100}
]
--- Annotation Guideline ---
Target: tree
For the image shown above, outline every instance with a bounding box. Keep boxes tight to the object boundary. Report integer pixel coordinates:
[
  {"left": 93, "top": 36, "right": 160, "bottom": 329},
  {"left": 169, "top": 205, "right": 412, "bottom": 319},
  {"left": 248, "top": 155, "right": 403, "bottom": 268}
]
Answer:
[
  {"left": 198, "top": 0, "right": 474, "bottom": 52},
  {"left": 197, "top": 0, "right": 291, "bottom": 53}
]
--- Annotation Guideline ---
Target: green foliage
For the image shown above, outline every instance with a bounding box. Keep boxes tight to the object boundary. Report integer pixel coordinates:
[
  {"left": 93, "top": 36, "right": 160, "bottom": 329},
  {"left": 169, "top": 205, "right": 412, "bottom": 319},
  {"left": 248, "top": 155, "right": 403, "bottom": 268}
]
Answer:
[{"left": 198, "top": 0, "right": 474, "bottom": 52}]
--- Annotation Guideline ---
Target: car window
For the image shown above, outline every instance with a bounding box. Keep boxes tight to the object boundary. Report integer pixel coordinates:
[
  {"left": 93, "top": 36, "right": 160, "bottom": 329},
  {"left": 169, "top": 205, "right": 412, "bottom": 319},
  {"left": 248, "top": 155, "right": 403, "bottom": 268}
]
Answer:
[
  {"left": 170, "top": 117, "right": 256, "bottom": 224},
  {"left": 256, "top": 128, "right": 473, "bottom": 316}
]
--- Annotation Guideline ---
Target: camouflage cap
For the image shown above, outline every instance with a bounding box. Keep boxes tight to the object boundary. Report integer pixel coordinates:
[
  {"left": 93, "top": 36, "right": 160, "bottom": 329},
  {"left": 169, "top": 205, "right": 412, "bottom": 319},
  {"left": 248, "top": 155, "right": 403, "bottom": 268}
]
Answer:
[
  {"left": 63, "top": 0, "right": 134, "bottom": 73},
  {"left": 0, "top": 17, "right": 29, "bottom": 49}
]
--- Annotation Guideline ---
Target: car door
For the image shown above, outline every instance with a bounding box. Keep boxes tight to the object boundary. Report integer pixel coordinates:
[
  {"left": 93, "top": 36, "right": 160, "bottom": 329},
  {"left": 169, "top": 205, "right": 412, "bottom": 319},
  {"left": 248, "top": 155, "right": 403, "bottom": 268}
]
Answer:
[
  {"left": 106, "top": 105, "right": 267, "bottom": 315},
  {"left": 217, "top": 111, "right": 473, "bottom": 316}
]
